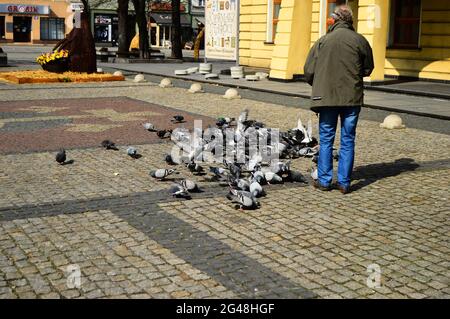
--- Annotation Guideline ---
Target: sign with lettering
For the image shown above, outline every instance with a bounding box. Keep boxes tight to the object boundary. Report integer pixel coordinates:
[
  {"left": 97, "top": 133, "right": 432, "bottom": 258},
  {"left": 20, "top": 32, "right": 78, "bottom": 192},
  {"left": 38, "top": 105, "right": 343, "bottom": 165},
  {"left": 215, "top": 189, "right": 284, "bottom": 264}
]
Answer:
[
  {"left": 205, "top": 0, "right": 238, "bottom": 60},
  {"left": 0, "top": 4, "right": 50, "bottom": 15}
]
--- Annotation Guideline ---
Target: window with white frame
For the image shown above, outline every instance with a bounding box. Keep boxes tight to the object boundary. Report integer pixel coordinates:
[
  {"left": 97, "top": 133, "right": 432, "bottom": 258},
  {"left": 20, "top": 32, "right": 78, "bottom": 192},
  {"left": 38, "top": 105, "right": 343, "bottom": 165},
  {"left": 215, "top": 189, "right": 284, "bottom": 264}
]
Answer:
[{"left": 266, "top": 0, "right": 282, "bottom": 43}]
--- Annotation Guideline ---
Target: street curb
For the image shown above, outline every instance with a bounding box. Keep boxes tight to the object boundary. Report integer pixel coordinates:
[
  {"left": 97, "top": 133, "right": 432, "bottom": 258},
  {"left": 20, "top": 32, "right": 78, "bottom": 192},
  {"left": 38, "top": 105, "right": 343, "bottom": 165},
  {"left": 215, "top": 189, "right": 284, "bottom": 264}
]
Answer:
[
  {"left": 364, "top": 85, "right": 450, "bottom": 101},
  {"left": 105, "top": 65, "right": 450, "bottom": 121}
]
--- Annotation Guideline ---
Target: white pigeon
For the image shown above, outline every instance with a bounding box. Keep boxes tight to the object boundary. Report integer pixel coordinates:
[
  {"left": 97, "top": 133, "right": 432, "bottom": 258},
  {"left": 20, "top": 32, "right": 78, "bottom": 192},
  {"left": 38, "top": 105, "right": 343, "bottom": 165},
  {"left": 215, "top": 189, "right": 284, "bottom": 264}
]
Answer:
[
  {"left": 143, "top": 122, "right": 156, "bottom": 131},
  {"left": 310, "top": 167, "right": 318, "bottom": 180}
]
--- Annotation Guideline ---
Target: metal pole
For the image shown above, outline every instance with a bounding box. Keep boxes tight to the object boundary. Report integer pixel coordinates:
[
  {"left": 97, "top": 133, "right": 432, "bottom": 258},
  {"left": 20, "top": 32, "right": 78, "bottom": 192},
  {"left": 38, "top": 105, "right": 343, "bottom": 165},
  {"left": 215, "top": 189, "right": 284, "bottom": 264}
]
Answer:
[
  {"left": 236, "top": 0, "right": 239, "bottom": 66},
  {"left": 204, "top": 1, "right": 207, "bottom": 63}
]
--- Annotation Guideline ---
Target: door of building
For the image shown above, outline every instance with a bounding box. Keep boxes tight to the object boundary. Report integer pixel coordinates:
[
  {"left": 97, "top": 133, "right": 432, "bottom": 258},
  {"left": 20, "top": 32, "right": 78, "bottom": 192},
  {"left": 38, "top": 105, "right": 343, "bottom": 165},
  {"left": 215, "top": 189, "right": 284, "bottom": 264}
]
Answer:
[
  {"left": 13, "top": 16, "right": 32, "bottom": 42},
  {"left": 0, "top": 16, "right": 5, "bottom": 39}
]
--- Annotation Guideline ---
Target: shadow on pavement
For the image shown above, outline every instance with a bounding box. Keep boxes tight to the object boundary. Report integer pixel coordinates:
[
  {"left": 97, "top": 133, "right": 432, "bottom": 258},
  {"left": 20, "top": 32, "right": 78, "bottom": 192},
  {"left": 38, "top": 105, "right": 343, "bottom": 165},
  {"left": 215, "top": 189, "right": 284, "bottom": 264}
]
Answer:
[{"left": 352, "top": 158, "right": 420, "bottom": 191}]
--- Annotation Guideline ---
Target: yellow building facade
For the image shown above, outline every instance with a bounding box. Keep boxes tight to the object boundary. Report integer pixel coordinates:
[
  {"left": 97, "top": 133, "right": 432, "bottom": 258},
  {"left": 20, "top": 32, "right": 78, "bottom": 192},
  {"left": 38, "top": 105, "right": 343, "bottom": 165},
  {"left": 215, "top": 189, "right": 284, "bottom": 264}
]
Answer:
[
  {"left": 239, "top": 0, "right": 450, "bottom": 82},
  {"left": 0, "top": 0, "right": 74, "bottom": 44}
]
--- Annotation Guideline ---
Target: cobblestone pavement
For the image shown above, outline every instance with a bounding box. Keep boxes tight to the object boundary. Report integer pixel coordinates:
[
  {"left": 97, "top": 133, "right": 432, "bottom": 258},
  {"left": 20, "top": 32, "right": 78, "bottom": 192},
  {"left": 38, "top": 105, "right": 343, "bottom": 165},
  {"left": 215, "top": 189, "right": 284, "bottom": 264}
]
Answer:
[{"left": 0, "top": 79, "right": 449, "bottom": 299}]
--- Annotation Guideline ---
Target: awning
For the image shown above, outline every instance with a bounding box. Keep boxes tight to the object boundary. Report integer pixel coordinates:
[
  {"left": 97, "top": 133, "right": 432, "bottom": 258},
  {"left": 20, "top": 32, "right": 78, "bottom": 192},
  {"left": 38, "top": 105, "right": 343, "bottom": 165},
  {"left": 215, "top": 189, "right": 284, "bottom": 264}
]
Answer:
[
  {"left": 195, "top": 16, "right": 205, "bottom": 25},
  {"left": 150, "top": 13, "right": 191, "bottom": 27}
]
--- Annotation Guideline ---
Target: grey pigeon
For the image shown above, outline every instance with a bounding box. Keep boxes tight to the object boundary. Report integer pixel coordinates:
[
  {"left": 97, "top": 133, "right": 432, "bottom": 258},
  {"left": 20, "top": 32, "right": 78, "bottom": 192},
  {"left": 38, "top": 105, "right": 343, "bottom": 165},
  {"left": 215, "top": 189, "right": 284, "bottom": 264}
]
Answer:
[
  {"left": 186, "top": 162, "right": 204, "bottom": 175},
  {"left": 251, "top": 169, "right": 265, "bottom": 184},
  {"left": 171, "top": 115, "right": 185, "bottom": 123},
  {"left": 169, "top": 183, "right": 190, "bottom": 198},
  {"left": 249, "top": 180, "right": 264, "bottom": 198},
  {"left": 157, "top": 129, "right": 172, "bottom": 139},
  {"left": 264, "top": 171, "right": 283, "bottom": 184},
  {"left": 101, "top": 140, "right": 118, "bottom": 150},
  {"left": 143, "top": 122, "right": 156, "bottom": 131},
  {"left": 55, "top": 149, "right": 66, "bottom": 165},
  {"left": 286, "top": 170, "right": 308, "bottom": 183},
  {"left": 180, "top": 179, "right": 199, "bottom": 192},
  {"left": 333, "top": 148, "right": 339, "bottom": 161},
  {"left": 164, "top": 154, "right": 177, "bottom": 165},
  {"left": 127, "top": 147, "right": 139, "bottom": 159},
  {"left": 228, "top": 189, "right": 259, "bottom": 210},
  {"left": 150, "top": 168, "right": 177, "bottom": 180},
  {"left": 236, "top": 178, "right": 250, "bottom": 191},
  {"left": 209, "top": 166, "right": 227, "bottom": 178}
]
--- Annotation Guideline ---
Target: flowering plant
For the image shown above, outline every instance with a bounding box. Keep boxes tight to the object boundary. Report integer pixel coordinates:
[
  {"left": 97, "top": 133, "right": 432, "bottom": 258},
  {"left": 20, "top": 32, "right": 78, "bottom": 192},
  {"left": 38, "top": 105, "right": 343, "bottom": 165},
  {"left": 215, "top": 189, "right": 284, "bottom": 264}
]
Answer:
[{"left": 36, "top": 50, "right": 69, "bottom": 65}]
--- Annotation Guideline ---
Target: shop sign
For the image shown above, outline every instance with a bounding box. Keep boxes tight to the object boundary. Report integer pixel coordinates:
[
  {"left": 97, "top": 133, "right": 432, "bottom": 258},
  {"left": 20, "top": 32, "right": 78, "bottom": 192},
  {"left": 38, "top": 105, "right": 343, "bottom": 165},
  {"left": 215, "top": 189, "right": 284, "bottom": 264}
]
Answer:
[
  {"left": 0, "top": 4, "right": 50, "bottom": 15},
  {"left": 205, "top": 0, "right": 238, "bottom": 60}
]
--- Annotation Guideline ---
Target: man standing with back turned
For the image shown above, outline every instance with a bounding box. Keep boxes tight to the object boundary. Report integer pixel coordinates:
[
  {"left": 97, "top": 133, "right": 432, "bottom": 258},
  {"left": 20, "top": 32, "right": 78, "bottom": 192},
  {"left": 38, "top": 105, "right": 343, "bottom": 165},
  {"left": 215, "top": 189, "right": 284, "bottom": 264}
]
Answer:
[{"left": 304, "top": 5, "right": 374, "bottom": 194}]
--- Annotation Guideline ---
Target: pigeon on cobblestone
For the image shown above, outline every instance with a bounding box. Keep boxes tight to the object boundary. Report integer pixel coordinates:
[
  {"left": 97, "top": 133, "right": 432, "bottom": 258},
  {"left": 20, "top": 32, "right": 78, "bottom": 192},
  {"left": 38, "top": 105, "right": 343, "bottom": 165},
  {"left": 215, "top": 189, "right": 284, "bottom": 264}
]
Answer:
[
  {"left": 180, "top": 179, "right": 199, "bottom": 192},
  {"left": 127, "top": 147, "right": 139, "bottom": 159},
  {"left": 169, "top": 183, "right": 190, "bottom": 198},
  {"left": 157, "top": 129, "right": 172, "bottom": 139},
  {"left": 186, "top": 162, "right": 205, "bottom": 175},
  {"left": 310, "top": 167, "right": 318, "bottom": 180},
  {"left": 55, "top": 149, "right": 66, "bottom": 165},
  {"left": 143, "top": 122, "right": 156, "bottom": 131},
  {"left": 249, "top": 179, "right": 264, "bottom": 198},
  {"left": 164, "top": 154, "right": 177, "bottom": 165},
  {"left": 286, "top": 170, "right": 308, "bottom": 183},
  {"left": 171, "top": 115, "right": 185, "bottom": 123},
  {"left": 209, "top": 166, "right": 228, "bottom": 180},
  {"left": 227, "top": 189, "right": 259, "bottom": 210},
  {"left": 101, "top": 140, "right": 118, "bottom": 150},
  {"left": 150, "top": 168, "right": 177, "bottom": 180},
  {"left": 264, "top": 171, "right": 283, "bottom": 184}
]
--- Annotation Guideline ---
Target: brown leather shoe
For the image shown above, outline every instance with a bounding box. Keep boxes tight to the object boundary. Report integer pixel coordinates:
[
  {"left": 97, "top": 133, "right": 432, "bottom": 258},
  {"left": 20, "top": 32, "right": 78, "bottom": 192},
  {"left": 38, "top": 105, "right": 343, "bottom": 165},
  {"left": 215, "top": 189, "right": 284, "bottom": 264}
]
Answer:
[{"left": 313, "top": 181, "right": 332, "bottom": 191}]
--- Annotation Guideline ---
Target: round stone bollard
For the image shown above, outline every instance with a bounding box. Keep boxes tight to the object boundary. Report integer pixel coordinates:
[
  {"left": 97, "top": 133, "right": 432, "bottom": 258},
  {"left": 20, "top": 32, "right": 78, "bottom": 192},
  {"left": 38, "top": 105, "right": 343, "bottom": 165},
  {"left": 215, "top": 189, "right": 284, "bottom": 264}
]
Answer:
[
  {"left": 380, "top": 114, "right": 406, "bottom": 129},
  {"left": 113, "top": 71, "right": 123, "bottom": 77},
  {"left": 223, "top": 88, "right": 241, "bottom": 100},
  {"left": 188, "top": 83, "right": 204, "bottom": 93},
  {"left": 159, "top": 78, "right": 173, "bottom": 88},
  {"left": 133, "top": 74, "right": 146, "bottom": 83}
]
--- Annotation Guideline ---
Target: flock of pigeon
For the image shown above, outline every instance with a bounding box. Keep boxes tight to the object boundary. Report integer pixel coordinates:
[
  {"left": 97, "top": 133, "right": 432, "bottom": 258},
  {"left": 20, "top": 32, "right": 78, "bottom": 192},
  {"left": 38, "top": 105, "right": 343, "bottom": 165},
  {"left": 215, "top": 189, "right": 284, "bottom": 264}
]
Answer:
[{"left": 55, "top": 109, "right": 332, "bottom": 210}]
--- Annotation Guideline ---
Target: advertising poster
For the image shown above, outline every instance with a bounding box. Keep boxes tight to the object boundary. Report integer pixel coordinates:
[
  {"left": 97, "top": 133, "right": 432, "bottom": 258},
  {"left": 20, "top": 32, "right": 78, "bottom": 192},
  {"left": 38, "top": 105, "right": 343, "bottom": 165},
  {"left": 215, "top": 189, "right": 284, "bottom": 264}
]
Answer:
[{"left": 205, "top": 0, "right": 238, "bottom": 60}]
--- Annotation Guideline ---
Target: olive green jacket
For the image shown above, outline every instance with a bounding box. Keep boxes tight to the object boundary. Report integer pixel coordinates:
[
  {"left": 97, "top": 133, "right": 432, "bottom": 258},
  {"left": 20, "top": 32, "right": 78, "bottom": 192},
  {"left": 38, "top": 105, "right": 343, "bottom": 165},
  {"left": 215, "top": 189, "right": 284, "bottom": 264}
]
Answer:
[{"left": 304, "top": 21, "right": 374, "bottom": 111}]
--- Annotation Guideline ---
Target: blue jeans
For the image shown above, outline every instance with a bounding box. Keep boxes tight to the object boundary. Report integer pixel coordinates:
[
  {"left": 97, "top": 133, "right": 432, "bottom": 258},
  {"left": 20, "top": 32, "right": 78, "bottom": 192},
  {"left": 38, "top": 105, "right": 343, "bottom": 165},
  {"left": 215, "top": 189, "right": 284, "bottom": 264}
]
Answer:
[{"left": 317, "top": 106, "right": 360, "bottom": 188}]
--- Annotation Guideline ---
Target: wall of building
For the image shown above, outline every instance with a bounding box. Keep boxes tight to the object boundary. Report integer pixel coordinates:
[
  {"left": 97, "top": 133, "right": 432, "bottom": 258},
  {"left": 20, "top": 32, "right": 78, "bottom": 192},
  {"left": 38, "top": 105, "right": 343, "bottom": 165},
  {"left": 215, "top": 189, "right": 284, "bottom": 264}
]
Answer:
[
  {"left": 239, "top": 0, "right": 273, "bottom": 68},
  {"left": 385, "top": 0, "right": 450, "bottom": 81},
  {"left": 0, "top": 0, "right": 72, "bottom": 44}
]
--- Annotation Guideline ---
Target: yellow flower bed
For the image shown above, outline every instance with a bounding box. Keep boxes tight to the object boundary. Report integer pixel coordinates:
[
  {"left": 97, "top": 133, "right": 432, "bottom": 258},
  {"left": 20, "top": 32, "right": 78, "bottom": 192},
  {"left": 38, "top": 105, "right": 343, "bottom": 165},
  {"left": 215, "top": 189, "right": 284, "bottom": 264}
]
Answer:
[{"left": 0, "top": 70, "right": 125, "bottom": 84}]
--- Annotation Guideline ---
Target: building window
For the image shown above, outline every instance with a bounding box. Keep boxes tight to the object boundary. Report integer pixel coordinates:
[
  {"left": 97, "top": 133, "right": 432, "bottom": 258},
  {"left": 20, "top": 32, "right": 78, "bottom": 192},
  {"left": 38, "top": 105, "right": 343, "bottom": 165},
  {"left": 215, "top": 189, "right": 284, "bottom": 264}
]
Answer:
[
  {"left": 266, "top": 0, "right": 281, "bottom": 43},
  {"left": 40, "top": 18, "right": 65, "bottom": 40},
  {"left": 272, "top": 0, "right": 281, "bottom": 41},
  {"left": 390, "top": 0, "right": 421, "bottom": 48}
]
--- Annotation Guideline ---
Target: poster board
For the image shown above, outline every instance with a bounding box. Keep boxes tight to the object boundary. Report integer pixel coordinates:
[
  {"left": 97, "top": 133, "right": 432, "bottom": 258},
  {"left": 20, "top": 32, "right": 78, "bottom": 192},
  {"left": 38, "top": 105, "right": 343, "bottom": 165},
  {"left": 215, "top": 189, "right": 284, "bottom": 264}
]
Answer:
[{"left": 205, "top": 0, "right": 238, "bottom": 60}]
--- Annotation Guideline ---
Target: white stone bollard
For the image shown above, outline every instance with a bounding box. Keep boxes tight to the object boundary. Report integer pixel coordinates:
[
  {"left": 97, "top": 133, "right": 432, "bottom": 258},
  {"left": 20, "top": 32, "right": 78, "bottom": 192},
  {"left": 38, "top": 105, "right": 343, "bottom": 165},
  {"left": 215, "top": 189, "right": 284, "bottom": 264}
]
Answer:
[
  {"left": 223, "top": 88, "right": 241, "bottom": 99},
  {"left": 113, "top": 71, "right": 123, "bottom": 77},
  {"left": 133, "top": 74, "right": 146, "bottom": 83},
  {"left": 380, "top": 114, "right": 406, "bottom": 129},
  {"left": 159, "top": 78, "right": 173, "bottom": 88},
  {"left": 188, "top": 83, "right": 204, "bottom": 93}
]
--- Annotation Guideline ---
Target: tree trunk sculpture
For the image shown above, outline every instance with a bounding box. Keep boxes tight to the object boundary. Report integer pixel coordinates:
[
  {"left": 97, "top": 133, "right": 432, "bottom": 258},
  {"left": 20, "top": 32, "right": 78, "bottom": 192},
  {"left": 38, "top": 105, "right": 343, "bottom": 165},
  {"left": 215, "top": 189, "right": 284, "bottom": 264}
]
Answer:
[{"left": 53, "top": 0, "right": 96, "bottom": 73}]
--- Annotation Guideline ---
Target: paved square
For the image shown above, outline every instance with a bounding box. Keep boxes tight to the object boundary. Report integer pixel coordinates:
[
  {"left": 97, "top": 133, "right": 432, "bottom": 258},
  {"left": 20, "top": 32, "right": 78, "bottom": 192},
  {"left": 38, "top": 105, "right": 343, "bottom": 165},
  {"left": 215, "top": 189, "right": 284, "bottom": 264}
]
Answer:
[
  {"left": 0, "top": 80, "right": 449, "bottom": 299},
  {"left": 0, "top": 97, "right": 214, "bottom": 153}
]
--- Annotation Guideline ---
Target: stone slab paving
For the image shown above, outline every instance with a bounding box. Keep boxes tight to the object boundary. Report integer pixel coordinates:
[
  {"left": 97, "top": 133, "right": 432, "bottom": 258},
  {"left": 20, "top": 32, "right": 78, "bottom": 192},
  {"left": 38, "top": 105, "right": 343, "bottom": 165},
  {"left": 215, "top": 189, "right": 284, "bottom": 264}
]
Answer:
[{"left": 0, "top": 80, "right": 449, "bottom": 299}]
